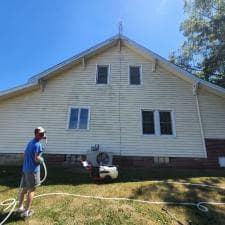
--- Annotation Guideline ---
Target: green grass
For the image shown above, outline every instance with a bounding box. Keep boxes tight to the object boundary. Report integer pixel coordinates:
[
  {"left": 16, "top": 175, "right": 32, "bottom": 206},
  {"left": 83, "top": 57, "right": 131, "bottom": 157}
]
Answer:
[{"left": 0, "top": 166, "right": 225, "bottom": 225}]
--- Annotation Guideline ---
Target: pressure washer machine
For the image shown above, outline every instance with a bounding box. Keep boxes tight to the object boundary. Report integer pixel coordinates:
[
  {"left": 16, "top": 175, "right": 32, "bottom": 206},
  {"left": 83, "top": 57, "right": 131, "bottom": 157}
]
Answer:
[{"left": 81, "top": 145, "right": 118, "bottom": 181}]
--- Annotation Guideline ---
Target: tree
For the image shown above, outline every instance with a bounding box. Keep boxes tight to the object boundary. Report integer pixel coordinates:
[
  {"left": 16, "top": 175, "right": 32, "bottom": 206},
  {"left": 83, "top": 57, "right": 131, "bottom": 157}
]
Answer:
[{"left": 169, "top": 0, "right": 225, "bottom": 87}]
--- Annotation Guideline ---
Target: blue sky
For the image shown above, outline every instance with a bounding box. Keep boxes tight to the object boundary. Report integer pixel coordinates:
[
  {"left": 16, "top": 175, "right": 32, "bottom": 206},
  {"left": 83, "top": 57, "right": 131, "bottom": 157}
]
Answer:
[{"left": 0, "top": 0, "right": 185, "bottom": 91}]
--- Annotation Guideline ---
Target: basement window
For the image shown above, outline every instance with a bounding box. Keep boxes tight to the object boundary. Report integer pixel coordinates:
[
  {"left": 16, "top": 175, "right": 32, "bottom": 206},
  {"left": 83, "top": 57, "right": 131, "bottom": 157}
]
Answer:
[
  {"left": 154, "top": 157, "right": 170, "bottom": 165},
  {"left": 96, "top": 65, "right": 109, "bottom": 84},
  {"left": 219, "top": 157, "right": 225, "bottom": 167},
  {"left": 68, "top": 107, "right": 90, "bottom": 130},
  {"left": 129, "top": 66, "right": 141, "bottom": 85}
]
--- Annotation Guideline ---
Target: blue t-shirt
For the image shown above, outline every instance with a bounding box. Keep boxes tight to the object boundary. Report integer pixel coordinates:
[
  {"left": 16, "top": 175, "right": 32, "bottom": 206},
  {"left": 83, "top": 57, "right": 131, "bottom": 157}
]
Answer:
[{"left": 22, "top": 138, "right": 43, "bottom": 173}]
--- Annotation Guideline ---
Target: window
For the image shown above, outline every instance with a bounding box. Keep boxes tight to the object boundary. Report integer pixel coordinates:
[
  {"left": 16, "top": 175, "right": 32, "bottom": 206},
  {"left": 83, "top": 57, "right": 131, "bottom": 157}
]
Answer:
[
  {"left": 96, "top": 65, "right": 109, "bottom": 84},
  {"left": 219, "top": 157, "right": 225, "bottom": 167},
  {"left": 69, "top": 107, "right": 89, "bottom": 129},
  {"left": 159, "top": 111, "right": 172, "bottom": 135},
  {"left": 141, "top": 110, "right": 175, "bottom": 136},
  {"left": 129, "top": 66, "right": 141, "bottom": 85},
  {"left": 154, "top": 157, "right": 170, "bottom": 165},
  {"left": 142, "top": 110, "right": 155, "bottom": 134}
]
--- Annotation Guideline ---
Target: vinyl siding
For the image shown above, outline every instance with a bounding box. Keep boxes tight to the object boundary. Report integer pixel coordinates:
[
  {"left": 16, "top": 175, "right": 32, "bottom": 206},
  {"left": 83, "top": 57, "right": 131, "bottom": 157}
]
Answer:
[
  {"left": 27, "top": 46, "right": 121, "bottom": 155},
  {"left": 198, "top": 88, "right": 225, "bottom": 139},
  {"left": 0, "top": 44, "right": 221, "bottom": 158},
  {"left": 0, "top": 90, "right": 42, "bottom": 153},
  {"left": 119, "top": 46, "right": 205, "bottom": 157}
]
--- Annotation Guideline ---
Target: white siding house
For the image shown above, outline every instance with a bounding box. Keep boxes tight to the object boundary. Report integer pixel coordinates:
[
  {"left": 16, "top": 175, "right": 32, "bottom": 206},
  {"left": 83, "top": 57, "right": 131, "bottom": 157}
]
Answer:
[{"left": 0, "top": 35, "right": 225, "bottom": 167}]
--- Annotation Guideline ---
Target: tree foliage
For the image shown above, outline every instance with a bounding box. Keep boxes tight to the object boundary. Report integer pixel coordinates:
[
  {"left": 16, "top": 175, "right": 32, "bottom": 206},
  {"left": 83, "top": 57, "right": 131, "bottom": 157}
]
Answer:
[{"left": 169, "top": 0, "right": 225, "bottom": 87}]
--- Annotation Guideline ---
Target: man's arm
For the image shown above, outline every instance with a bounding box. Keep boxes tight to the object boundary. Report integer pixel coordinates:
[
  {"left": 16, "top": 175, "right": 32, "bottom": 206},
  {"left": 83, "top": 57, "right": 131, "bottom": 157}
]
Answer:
[
  {"left": 35, "top": 154, "right": 44, "bottom": 163},
  {"left": 33, "top": 142, "right": 44, "bottom": 164}
]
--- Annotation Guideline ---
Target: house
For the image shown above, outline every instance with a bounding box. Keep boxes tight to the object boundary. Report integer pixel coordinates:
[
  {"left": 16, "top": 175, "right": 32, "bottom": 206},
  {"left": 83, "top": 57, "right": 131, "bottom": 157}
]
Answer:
[{"left": 0, "top": 34, "right": 225, "bottom": 168}]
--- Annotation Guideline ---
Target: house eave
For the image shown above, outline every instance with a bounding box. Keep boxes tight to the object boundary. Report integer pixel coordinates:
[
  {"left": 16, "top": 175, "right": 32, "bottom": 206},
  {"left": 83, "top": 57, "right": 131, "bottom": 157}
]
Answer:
[{"left": 0, "top": 82, "right": 39, "bottom": 101}]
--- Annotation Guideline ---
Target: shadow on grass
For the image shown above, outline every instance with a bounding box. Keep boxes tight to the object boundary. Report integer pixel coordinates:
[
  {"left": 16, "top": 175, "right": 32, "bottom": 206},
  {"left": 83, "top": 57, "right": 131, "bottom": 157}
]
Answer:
[
  {"left": 0, "top": 165, "right": 91, "bottom": 189},
  {"left": 0, "top": 166, "right": 225, "bottom": 189},
  {"left": 129, "top": 178, "right": 225, "bottom": 225},
  {"left": 0, "top": 211, "right": 24, "bottom": 224}
]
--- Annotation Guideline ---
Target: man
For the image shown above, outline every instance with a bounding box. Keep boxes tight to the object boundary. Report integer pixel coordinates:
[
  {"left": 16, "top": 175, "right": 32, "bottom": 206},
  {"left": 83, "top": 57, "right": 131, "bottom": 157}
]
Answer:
[{"left": 17, "top": 126, "right": 46, "bottom": 220}]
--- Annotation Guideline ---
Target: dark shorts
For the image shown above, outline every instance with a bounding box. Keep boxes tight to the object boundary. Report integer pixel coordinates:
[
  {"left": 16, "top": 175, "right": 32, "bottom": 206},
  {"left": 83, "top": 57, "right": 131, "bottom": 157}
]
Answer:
[{"left": 21, "top": 171, "right": 40, "bottom": 189}]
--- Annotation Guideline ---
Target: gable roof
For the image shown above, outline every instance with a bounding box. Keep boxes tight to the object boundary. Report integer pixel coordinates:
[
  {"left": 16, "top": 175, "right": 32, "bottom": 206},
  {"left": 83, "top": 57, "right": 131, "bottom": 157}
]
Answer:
[{"left": 1, "top": 34, "right": 225, "bottom": 100}]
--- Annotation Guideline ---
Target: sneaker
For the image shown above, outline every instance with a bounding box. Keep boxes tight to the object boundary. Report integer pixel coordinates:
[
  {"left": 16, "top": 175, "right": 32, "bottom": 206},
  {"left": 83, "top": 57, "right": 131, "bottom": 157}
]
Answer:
[
  {"left": 23, "top": 210, "right": 34, "bottom": 220},
  {"left": 16, "top": 207, "right": 26, "bottom": 213},
  {"left": 13, "top": 207, "right": 26, "bottom": 217}
]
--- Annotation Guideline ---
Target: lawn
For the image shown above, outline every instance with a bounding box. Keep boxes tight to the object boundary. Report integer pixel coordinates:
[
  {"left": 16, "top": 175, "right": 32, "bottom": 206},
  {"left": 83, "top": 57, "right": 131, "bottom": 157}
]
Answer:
[{"left": 0, "top": 166, "right": 225, "bottom": 225}]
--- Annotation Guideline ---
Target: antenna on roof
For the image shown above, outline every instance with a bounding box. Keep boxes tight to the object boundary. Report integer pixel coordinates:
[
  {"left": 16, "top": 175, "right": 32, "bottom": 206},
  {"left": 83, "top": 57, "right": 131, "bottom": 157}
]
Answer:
[{"left": 118, "top": 21, "right": 123, "bottom": 36}]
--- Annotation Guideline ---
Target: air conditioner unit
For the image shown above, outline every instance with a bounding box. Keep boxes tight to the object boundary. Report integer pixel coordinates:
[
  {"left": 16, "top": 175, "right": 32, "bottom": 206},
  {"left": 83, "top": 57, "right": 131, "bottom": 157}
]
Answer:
[{"left": 86, "top": 150, "right": 113, "bottom": 167}]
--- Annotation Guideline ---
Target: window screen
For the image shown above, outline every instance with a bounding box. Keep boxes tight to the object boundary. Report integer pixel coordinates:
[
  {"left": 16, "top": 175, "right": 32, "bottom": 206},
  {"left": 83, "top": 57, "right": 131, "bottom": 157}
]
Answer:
[
  {"left": 159, "top": 111, "right": 172, "bottom": 135},
  {"left": 142, "top": 111, "right": 155, "bottom": 134},
  {"left": 130, "top": 66, "right": 141, "bottom": 85},
  {"left": 96, "top": 65, "right": 108, "bottom": 84}
]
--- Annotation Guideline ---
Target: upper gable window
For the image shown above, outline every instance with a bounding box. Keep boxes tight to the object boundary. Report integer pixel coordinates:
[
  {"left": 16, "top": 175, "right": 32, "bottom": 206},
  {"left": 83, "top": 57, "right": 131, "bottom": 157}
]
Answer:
[
  {"left": 129, "top": 66, "right": 141, "bottom": 85},
  {"left": 96, "top": 65, "right": 109, "bottom": 84}
]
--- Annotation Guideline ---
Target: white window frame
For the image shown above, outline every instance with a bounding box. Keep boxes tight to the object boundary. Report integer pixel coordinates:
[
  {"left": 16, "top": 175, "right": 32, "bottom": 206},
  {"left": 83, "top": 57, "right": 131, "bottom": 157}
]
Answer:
[
  {"left": 67, "top": 106, "right": 90, "bottom": 130},
  {"left": 141, "top": 109, "right": 176, "bottom": 137},
  {"left": 128, "top": 65, "right": 143, "bottom": 86},
  {"left": 95, "top": 64, "right": 110, "bottom": 85}
]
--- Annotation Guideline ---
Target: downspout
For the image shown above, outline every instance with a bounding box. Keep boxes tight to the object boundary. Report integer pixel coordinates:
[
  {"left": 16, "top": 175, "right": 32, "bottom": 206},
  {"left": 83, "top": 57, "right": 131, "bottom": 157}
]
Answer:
[
  {"left": 118, "top": 23, "right": 123, "bottom": 156},
  {"left": 118, "top": 38, "right": 122, "bottom": 156},
  {"left": 192, "top": 82, "right": 207, "bottom": 158}
]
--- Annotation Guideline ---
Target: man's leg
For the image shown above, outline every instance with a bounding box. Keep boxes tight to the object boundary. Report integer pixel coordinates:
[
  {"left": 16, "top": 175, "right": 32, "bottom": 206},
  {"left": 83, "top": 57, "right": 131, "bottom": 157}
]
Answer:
[
  {"left": 18, "top": 188, "right": 27, "bottom": 209},
  {"left": 25, "top": 188, "right": 35, "bottom": 213},
  {"left": 23, "top": 172, "right": 39, "bottom": 219}
]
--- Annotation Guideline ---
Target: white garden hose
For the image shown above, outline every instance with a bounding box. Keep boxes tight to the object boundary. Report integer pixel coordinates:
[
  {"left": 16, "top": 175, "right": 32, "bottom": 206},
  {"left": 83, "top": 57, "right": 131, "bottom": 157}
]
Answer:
[{"left": 1, "top": 163, "right": 225, "bottom": 225}]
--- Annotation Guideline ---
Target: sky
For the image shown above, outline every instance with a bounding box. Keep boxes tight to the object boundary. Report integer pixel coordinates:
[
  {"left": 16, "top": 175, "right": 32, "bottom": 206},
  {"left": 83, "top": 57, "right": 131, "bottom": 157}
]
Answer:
[{"left": 0, "top": 0, "right": 186, "bottom": 92}]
